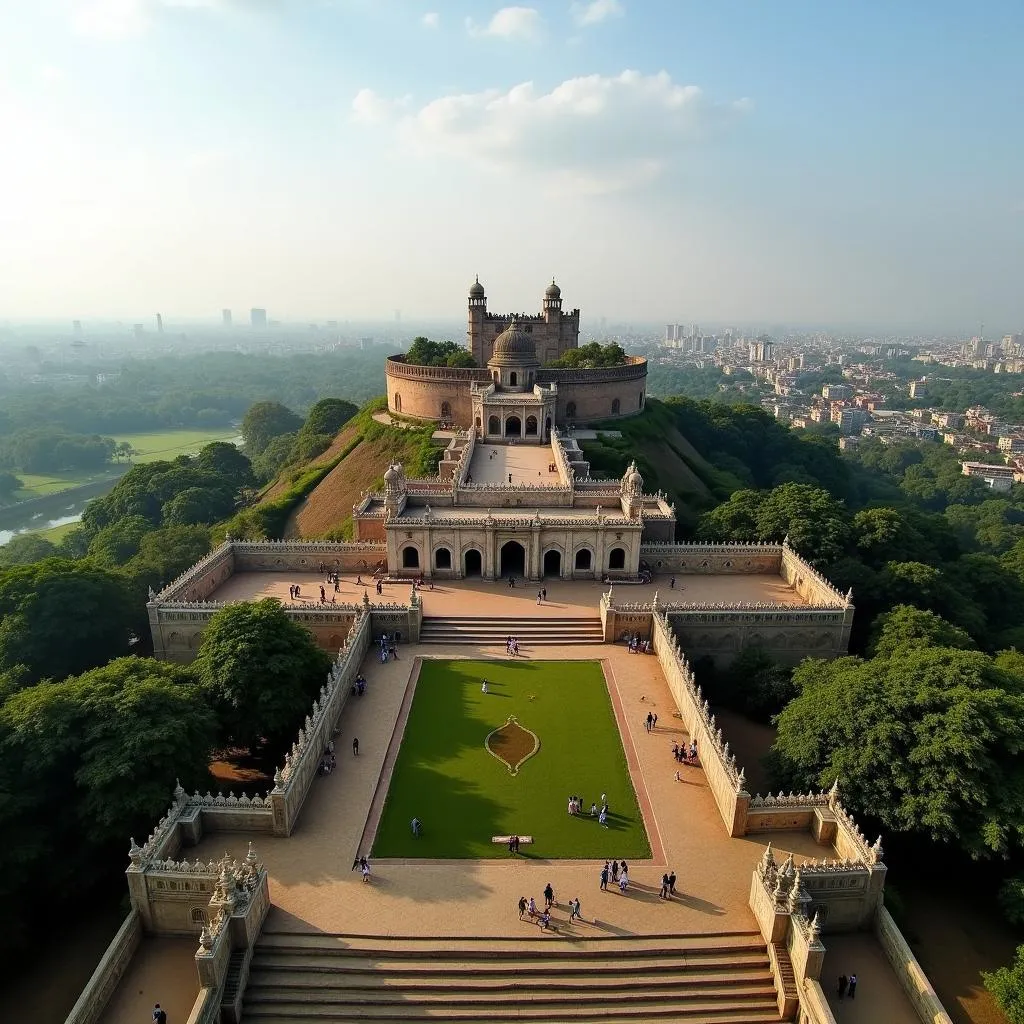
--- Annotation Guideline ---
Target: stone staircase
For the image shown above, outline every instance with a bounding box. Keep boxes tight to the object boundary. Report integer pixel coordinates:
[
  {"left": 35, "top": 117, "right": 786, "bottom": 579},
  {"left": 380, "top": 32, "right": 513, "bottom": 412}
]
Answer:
[
  {"left": 419, "top": 616, "right": 605, "bottom": 646},
  {"left": 242, "top": 930, "right": 787, "bottom": 1023}
]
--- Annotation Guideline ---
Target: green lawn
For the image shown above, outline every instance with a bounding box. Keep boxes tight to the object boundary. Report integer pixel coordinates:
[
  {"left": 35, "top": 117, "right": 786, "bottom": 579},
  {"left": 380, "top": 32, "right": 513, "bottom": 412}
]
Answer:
[
  {"left": 372, "top": 660, "right": 650, "bottom": 860},
  {"left": 112, "top": 428, "right": 239, "bottom": 462}
]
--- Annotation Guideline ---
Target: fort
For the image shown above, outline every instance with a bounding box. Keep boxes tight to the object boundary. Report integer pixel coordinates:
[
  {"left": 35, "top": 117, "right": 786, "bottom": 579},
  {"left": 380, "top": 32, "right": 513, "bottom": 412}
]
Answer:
[
  {"left": 384, "top": 279, "right": 648, "bottom": 430},
  {"left": 67, "top": 281, "right": 952, "bottom": 1024}
]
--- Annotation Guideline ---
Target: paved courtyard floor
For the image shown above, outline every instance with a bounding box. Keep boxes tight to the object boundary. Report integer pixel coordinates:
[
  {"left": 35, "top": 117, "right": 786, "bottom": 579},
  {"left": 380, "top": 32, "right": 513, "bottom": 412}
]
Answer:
[
  {"left": 209, "top": 572, "right": 808, "bottom": 611},
  {"left": 97, "top": 638, "right": 921, "bottom": 1024},
  {"left": 468, "top": 441, "right": 561, "bottom": 486}
]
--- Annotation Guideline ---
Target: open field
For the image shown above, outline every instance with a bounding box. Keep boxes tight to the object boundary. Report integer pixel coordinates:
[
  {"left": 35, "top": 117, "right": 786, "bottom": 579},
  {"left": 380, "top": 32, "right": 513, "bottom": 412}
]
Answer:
[
  {"left": 112, "top": 428, "right": 240, "bottom": 462},
  {"left": 372, "top": 659, "right": 650, "bottom": 860}
]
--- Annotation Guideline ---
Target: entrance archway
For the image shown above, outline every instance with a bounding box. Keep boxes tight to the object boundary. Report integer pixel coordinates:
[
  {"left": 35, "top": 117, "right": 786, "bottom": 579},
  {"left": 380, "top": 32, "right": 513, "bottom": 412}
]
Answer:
[
  {"left": 543, "top": 549, "right": 561, "bottom": 577},
  {"left": 464, "top": 549, "right": 482, "bottom": 577},
  {"left": 402, "top": 546, "right": 419, "bottom": 569},
  {"left": 500, "top": 540, "right": 526, "bottom": 578},
  {"left": 544, "top": 416, "right": 551, "bottom": 439},
  {"left": 525, "top": 415, "right": 538, "bottom": 436},
  {"left": 505, "top": 416, "right": 521, "bottom": 437},
  {"left": 608, "top": 547, "right": 626, "bottom": 570},
  {"left": 435, "top": 547, "right": 452, "bottom": 570},
  {"left": 488, "top": 415, "right": 500, "bottom": 435},
  {"left": 574, "top": 548, "right": 592, "bottom": 571}
]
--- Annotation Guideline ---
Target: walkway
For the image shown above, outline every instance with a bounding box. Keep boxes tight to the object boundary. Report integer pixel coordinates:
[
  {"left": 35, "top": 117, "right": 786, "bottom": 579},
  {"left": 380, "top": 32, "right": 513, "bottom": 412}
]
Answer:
[{"left": 467, "top": 441, "right": 560, "bottom": 486}]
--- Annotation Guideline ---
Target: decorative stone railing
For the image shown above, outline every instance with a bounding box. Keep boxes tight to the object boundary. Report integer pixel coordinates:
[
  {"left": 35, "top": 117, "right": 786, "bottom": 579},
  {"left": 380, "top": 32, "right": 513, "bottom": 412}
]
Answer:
[
  {"left": 455, "top": 426, "right": 477, "bottom": 487},
  {"left": 384, "top": 357, "right": 491, "bottom": 382},
  {"left": 781, "top": 540, "right": 852, "bottom": 608},
  {"left": 537, "top": 356, "right": 647, "bottom": 384},
  {"left": 876, "top": 906, "right": 954, "bottom": 1024},
  {"left": 63, "top": 910, "right": 143, "bottom": 1024},
  {"left": 154, "top": 542, "right": 235, "bottom": 602}
]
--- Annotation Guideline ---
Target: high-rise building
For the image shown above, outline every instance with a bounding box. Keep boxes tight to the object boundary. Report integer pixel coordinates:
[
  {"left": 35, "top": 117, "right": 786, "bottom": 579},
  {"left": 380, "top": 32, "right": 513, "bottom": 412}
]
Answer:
[
  {"left": 72, "top": 320, "right": 82, "bottom": 337},
  {"left": 222, "top": 309, "right": 232, "bottom": 328},
  {"left": 132, "top": 324, "right": 145, "bottom": 339},
  {"left": 250, "top": 308, "right": 267, "bottom": 328},
  {"left": 665, "top": 324, "right": 677, "bottom": 344},
  {"left": 156, "top": 313, "right": 163, "bottom": 333}
]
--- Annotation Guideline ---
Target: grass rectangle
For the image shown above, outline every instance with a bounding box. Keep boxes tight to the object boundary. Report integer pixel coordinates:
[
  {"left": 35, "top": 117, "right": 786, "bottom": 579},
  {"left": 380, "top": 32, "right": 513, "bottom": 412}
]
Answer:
[{"left": 372, "top": 659, "right": 651, "bottom": 860}]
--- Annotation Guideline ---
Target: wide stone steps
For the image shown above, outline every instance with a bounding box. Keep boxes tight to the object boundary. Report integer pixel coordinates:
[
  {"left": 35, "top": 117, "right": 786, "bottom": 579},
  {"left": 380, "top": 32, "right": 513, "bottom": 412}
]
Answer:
[
  {"left": 242, "top": 931, "right": 785, "bottom": 1023},
  {"left": 419, "top": 616, "right": 605, "bottom": 645}
]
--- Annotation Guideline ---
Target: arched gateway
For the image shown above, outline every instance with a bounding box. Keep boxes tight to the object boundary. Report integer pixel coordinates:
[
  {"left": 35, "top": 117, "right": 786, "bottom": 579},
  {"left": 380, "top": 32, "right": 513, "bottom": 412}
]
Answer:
[{"left": 500, "top": 540, "right": 526, "bottom": 578}]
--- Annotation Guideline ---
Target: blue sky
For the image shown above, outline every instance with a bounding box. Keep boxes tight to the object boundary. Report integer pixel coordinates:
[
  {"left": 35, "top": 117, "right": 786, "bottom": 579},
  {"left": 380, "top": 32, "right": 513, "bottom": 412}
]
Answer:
[{"left": 0, "top": 1, "right": 1021, "bottom": 330}]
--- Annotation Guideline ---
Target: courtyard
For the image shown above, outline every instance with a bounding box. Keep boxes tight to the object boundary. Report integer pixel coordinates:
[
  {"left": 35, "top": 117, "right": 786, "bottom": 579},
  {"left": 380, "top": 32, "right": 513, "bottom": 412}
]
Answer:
[{"left": 371, "top": 659, "right": 650, "bottom": 859}]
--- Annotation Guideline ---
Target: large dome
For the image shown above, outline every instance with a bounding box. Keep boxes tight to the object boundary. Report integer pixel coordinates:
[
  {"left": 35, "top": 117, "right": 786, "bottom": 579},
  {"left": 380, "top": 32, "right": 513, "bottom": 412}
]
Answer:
[{"left": 489, "top": 319, "right": 538, "bottom": 365}]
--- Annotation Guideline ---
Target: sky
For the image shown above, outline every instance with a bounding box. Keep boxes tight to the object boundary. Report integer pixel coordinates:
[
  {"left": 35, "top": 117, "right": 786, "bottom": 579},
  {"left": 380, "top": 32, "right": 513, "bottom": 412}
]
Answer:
[{"left": 0, "top": 1, "right": 1021, "bottom": 332}]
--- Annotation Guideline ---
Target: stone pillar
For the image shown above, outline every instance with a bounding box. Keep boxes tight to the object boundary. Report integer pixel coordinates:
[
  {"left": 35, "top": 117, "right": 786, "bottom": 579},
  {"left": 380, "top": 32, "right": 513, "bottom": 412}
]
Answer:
[{"left": 529, "top": 519, "right": 542, "bottom": 581}]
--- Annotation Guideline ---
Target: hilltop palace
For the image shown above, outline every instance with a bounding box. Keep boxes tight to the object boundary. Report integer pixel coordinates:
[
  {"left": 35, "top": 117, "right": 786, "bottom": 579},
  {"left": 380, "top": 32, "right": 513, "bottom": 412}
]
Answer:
[{"left": 68, "top": 280, "right": 950, "bottom": 1024}]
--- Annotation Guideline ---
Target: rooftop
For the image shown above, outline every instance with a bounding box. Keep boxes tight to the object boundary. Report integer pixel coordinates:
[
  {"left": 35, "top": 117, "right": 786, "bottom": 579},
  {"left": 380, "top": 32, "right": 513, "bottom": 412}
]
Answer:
[{"left": 467, "top": 442, "right": 563, "bottom": 486}]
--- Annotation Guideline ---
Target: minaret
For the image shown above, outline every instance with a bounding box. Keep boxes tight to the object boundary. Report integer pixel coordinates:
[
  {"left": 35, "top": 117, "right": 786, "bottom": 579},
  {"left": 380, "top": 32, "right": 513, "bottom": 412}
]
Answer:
[
  {"left": 543, "top": 278, "right": 562, "bottom": 323},
  {"left": 467, "top": 276, "right": 487, "bottom": 364}
]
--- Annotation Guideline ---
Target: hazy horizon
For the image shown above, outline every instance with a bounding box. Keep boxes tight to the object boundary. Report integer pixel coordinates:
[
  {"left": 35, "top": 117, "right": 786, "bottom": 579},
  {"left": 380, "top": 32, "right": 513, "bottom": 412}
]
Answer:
[{"left": 0, "top": 1, "right": 1021, "bottom": 332}]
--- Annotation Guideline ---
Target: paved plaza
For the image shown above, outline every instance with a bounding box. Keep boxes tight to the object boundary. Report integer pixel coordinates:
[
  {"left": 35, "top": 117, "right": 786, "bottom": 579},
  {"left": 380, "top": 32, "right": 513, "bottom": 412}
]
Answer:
[
  {"left": 467, "top": 441, "right": 563, "bottom": 486},
  {"left": 208, "top": 571, "right": 809, "bottom": 611}
]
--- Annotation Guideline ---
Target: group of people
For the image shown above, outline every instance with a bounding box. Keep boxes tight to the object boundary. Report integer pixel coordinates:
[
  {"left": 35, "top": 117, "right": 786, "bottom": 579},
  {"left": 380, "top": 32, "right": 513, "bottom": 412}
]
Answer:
[
  {"left": 517, "top": 885, "right": 583, "bottom": 930},
  {"left": 599, "top": 859, "right": 631, "bottom": 894},
  {"left": 317, "top": 742, "right": 338, "bottom": 776},
  {"left": 624, "top": 633, "right": 651, "bottom": 654},
  {"left": 659, "top": 871, "right": 678, "bottom": 899},
  {"left": 644, "top": 711, "right": 659, "bottom": 732},
  {"left": 672, "top": 740, "right": 699, "bottom": 764},
  {"left": 535, "top": 587, "right": 548, "bottom": 604},
  {"left": 351, "top": 854, "right": 371, "bottom": 883},
  {"left": 505, "top": 636, "right": 521, "bottom": 656},
  {"left": 506, "top": 834, "right": 524, "bottom": 854},
  {"left": 567, "top": 792, "right": 610, "bottom": 825},
  {"left": 378, "top": 633, "right": 399, "bottom": 663}
]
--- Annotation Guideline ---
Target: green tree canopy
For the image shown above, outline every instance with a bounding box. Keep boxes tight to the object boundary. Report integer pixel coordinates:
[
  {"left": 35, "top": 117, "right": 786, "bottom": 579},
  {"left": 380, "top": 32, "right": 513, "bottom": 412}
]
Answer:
[
  {"left": 86, "top": 514, "right": 152, "bottom": 568},
  {"left": 196, "top": 441, "right": 254, "bottom": 490},
  {"left": 252, "top": 431, "right": 298, "bottom": 482},
  {"left": 0, "top": 471, "right": 22, "bottom": 500},
  {"left": 0, "top": 534, "right": 57, "bottom": 567},
  {"left": 868, "top": 605, "right": 975, "bottom": 658},
  {"left": 302, "top": 399, "right": 358, "bottom": 438},
  {"left": 984, "top": 944, "right": 1024, "bottom": 1024},
  {"left": 241, "top": 401, "right": 304, "bottom": 457},
  {"left": 771, "top": 646, "right": 1024, "bottom": 856},
  {"left": 193, "top": 599, "right": 332, "bottom": 751},
  {"left": 0, "top": 560, "right": 141, "bottom": 685},
  {"left": 404, "top": 337, "right": 476, "bottom": 368},
  {"left": 162, "top": 485, "right": 235, "bottom": 527},
  {"left": 547, "top": 342, "right": 627, "bottom": 368}
]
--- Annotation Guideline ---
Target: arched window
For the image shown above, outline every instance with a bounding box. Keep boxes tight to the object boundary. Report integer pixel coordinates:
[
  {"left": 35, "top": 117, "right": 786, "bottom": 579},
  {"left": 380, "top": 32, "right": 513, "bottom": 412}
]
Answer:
[
  {"left": 493, "top": 370, "right": 499, "bottom": 382},
  {"left": 475, "top": 416, "right": 482, "bottom": 431},
  {"left": 190, "top": 908, "right": 206, "bottom": 925},
  {"left": 525, "top": 415, "right": 538, "bottom": 435},
  {"left": 639, "top": 391, "right": 644, "bottom": 409},
  {"left": 488, "top": 415, "right": 500, "bottom": 434},
  {"left": 566, "top": 401, "right": 576, "bottom": 419},
  {"left": 440, "top": 401, "right": 451, "bottom": 419},
  {"left": 611, "top": 398, "right": 620, "bottom": 415},
  {"left": 528, "top": 372, "right": 534, "bottom": 387},
  {"left": 510, "top": 371, "right": 518, "bottom": 387},
  {"left": 575, "top": 548, "right": 592, "bottom": 570},
  {"left": 435, "top": 547, "right": 452, "bottom": 570},
  {"left": 394, "top": 393, "right": 402, "bottom": 413},
  {"left": 608, "top": 547, "right": 626, "bottom": 570},
  {"left": 402, "top": 546, "right": 419, "bottom": 569}
]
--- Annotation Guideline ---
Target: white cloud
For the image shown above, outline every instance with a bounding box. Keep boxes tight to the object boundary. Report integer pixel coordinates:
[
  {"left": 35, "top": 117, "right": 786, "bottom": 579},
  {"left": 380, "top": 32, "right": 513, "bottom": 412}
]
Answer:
[
  {"left": 69, "top": 0, "right": 229, "bottom": 39},
  {"left": 353, "top": 70, "right": 750, "bottom": 194},
  {"left": 571, "top": 0, "right": 623, "bottom": 26},
  {"left": 421, "top": 11, "right": 439, "bottom": 29},
  {"left": 466, "top": 6, "right": 543, "bottom": 42}
]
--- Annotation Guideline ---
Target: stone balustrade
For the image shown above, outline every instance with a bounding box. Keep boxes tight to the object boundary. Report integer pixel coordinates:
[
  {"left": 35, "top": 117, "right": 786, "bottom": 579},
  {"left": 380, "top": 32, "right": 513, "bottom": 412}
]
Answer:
[{"left": 64, "top": 911, "right": 143, "bottom": 1024}]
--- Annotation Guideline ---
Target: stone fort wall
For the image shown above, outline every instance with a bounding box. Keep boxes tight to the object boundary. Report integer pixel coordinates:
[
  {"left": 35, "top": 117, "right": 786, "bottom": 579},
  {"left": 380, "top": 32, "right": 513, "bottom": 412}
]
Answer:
[{"left": 385, "top": 356, "right": 648, "bottom": 425}]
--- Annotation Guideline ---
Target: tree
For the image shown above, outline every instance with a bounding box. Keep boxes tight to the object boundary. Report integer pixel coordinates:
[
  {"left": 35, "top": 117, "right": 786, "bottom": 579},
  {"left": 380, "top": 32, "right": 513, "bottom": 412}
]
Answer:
[
  {"left": 0, "top": 471, "right": 22, "bottom": 501},
  {"left": 984, "top": 945, "right": 1024, "bottom": 1024},
  {"left": 0, "top": 560, "right": 141, "bottom": 685},
  {"left": 241, "top": 401, "right": 303, "bottom": 457},
  {"left": 771, "top": 646, "right": 1024, "bottom": 856},
  {"left": 161, "top": 485, "right": 235, "bottom": 527},
  {"left": 868, "top": 605, "right": 975, "bottom": 658},
  {"left": 404, "top": 337, "right": 476, "bottom": 368},
  {"left": 0, "top": 534, "right": 57, "bottom": 566},
  {"left": 193, "top": 599, "right": 332, "bottom": 751},
  {"left": 125, "top": 525, "right": 212, "bottom": 587},
  {"left": 196, "top": 441, "right": 254, "bottom": 489},
  {"left": 252, "top": 432, "right": 298, "bottom": 482},
  {"left": 301, "top": 399, "right": 358, "bottom": 439},
  {"left": 86, "top": 515, "right": 151, "bottom": 567}
]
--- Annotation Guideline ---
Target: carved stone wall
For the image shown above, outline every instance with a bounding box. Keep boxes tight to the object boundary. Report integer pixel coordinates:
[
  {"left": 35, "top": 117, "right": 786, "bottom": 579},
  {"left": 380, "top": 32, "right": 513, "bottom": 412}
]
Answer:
[{"left": 640, "top": 542, "right": 784, "bottom": 574}]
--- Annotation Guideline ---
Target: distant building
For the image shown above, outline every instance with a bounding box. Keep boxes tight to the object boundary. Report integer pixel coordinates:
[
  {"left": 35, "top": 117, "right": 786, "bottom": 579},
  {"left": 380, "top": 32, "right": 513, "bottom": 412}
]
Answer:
[
  {"left": 251, "top": 308, "right": 267, "bottom": 328},
  {"left": 935, "top": 412, "right": 963, "bottom": 429},
  {"left": 748, "top": 339, "right": 775, "bottom": 362},
  {"left": 832, "top": 408, "right": 868, "bottom": 434},
  {"left": 961, "top": 461, "right": 1016, "bottom": 491},
  {"left": 909, "top": 380, "right": 927, "bottom": 398},
  {"left": 822, "top": 384, "right": 853, "bottom": 400},
  {"left": 839, "top": 435, "right": 860, "bottom": 450},
  {"left": 222, "top": 309, "right": 232, "bottom": 328},
  {"left": 156, "top": 313, "right": 163, "bottom": 333},
  {"left": 998, "top": 436, "right": 1024, "bottom": 454}
]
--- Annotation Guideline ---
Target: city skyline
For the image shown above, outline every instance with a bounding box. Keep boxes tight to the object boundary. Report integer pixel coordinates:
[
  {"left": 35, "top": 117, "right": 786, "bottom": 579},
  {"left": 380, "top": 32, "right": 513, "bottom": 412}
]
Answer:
[{"left": 0, "top": 1, "right": 1021, "bottom": 330}]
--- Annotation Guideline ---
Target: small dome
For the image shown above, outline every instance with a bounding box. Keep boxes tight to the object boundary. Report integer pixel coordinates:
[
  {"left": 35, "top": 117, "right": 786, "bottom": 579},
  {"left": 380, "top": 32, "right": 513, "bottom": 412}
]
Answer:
[
  {"left": 469, "top": 276, "right": 485, "bottom": 298},
  {"left": 623, "top": 460, "right": 643, "bottom": 492},
  {"left": 384, "top": 463, "right": 403, "bottom": 486},
  {"left": 489, "top": 319, "right": 538, "bottom": 365},
  {"left": 545, "top": 278, "right": 561, "bottom": 299}
]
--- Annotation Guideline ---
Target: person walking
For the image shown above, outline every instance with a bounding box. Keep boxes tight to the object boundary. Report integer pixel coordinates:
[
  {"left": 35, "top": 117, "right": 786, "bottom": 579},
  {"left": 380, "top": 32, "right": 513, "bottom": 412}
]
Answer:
[
  {"left": 153, "top": 1005, "right": 168, "bottom": 1024},
  {"left": 544, "top": 882, "right": 554, "bottom": 910},
  {"left": 848, "top": 974, "right": 857, "bottom": 1000},
  {"left": 569, "top": 897, "right": 581, "bottom": 922},
  {"left": 837, "top": 975, "right": 848, "bottom": 1000},
  {"left": 660, "top": 873, "right": 670, "bottom": 899},
  {"left": 668, "top": 871, "right": 677, "bottom": 897},
  {"left": 600, "top": 863, "right": 609, "bottom": 890},
  {"left": 518, "top": 896, "right": 527, "bottom": 920},
  {"left": 652, "top": 713, "right": 658, "bottom": 729},
  {"left": 645, "top": 711, "right": 653, "bottom": 733},
  {"left": 352, "top": 737, "right": 359, "bottom": 756}
]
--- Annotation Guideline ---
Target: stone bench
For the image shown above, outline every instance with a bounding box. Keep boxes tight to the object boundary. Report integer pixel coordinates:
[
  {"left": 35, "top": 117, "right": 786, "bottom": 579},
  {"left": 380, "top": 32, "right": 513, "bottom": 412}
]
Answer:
[{"left": 492, "top": 835, "right": 533, "bottom": 845}]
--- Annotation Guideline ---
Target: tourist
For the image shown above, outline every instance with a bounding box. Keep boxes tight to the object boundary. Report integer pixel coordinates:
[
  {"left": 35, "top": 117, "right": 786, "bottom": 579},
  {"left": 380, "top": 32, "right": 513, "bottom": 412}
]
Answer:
[
  {"left": 539, "top": 909, "right": 551, "bottom": 930},
  {"left": 153, "top": 1004, "right": 168, "bottom": 1024},
  {"left": 544, "top": 882, "right": 554, "bottom": 909},
  {"left": 411, "top": 817, "right": 422, "bottom": 837},
  {"left": 601, "top": 792, "right": 606, "bottom": 806},
  {"left": 618, "top": 874, "right": 628, "bottom": 894},
  {"left": 600, "top": 864, "right": 609, "bottom": 890},
  {"left": 668, "top": 871, "right": 676, "bottom": 896},
  {"left": 646, "top": 711, "right": 653, "bottom": 733},
  {"left": 837, "top": 975, "right": 848, "bottom": 999},
  {"left": 660, "top": 873, "right": 670, "bottom": 899},
  {"left": 674, "top": 771, "right": 681, "bottom": 782},
  {"left": 848, "top": 974, "right": 857, "bottom": 999},
  {"left": 528, "top": 896, "right": 537, "bottom": 917},
  {"left": 518, "top": 896, "right": 527, "bottom": 920},
  {"left": 672, "top": 742, "right": 679, "bottom": 760},
  {"left": 590, "top": 802, "right": 597, "bottom": 816},
  {"left": 611, "top": 860, "right": 619, "bottom": 882},
  {"left": 541, "top": 587, "right": 547, "bottom": 600},
  {"left": 508, "top": 836, "right": 515, "bottom": 854},
  {"left": 598, "top": 809, "right": 608, "bottom": 828},
  {"left": 670, "top": 577, "right": 676, "bottom": 589},
  {"left": 481, "top": 680, "right": 488, "bottom": 694},
  {"left": 508, "top": 575, "right": 515, "bottom": 589},
  {"left": 362, "top": 861, "right": 371, "bottom": 883},
  {"left": 621, "top": 860, "right": 629, "bottom": 877},
  {"left": 334, "top": 579, "right": 340, "bottom": 593},
  {"left": 567, "top": 796, "right": 575, "bottom": 816},
  {"left": 295, "top": 584, "right": 301, "bottom": 597},
  {"left": 652, "top": 714, "right": 658, "bottom": 729},
  {"left": 352, "top": 737, "right": 359, "bottom": 756},
  {"left": 570, "top": 897, "right": 581, "bottom": 922},
  {"left": 536, "top": 590, "right": 542, "bottom": 605}
]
